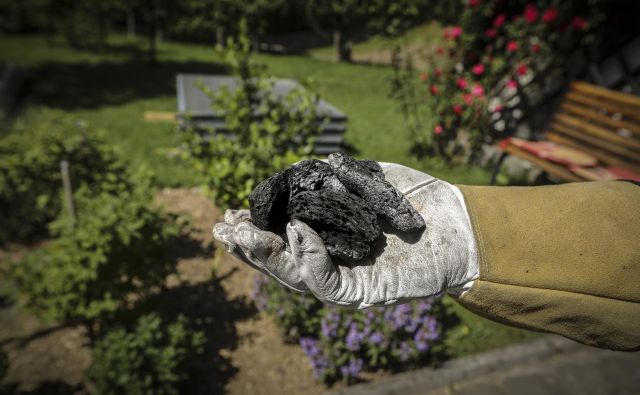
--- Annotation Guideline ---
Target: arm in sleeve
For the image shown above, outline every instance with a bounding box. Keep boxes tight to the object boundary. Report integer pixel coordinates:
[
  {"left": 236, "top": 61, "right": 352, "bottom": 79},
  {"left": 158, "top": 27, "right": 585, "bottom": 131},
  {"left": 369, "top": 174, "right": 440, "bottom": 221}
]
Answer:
[{"left": 454, "top": 181, "right": 640, "bottom": 351}]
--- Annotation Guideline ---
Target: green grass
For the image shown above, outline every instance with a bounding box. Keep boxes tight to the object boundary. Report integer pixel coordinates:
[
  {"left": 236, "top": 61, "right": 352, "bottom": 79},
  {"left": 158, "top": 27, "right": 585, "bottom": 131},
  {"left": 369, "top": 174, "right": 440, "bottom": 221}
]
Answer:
[
  {"left": 0, "top": 33, "right": 537, "bottom": 357},
  {"left": 1, "top": 33, "right": 488, "bottom": 185},
  {"left": 308, "top": 22, "right": 443, "bottom": 62}
]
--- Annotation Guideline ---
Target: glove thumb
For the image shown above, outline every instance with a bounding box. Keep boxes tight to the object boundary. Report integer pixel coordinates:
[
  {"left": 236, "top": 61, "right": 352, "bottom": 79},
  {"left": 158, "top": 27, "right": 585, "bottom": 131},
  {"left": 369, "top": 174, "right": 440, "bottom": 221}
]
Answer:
[{"left": 286, "top": 219, "right": 340, "bottom": 303}]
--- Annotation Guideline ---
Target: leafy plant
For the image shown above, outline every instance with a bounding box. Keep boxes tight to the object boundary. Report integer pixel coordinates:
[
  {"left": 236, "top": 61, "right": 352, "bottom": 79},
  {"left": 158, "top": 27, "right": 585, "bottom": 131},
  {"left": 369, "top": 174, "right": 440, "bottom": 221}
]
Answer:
[
  {"left": 391, "top": 0, "right": 604, "bottom": 163},
  {"left": 87, "top": 313, "right": 206, "bottom": 395},
  {"left": 180, "top": 22, "right": 322, "bottom": 209},
  {"left": 0, "top": 347, "right": 10, "bottom": 395},
  {"left": 10, "top": 168, "right": 181, "bottom": 337},
  {"left": 0, "top": 108, "right": 127, "bottom": 245},
  {"left": 253, "top": 273, "right": 442, "bottom": 384}
]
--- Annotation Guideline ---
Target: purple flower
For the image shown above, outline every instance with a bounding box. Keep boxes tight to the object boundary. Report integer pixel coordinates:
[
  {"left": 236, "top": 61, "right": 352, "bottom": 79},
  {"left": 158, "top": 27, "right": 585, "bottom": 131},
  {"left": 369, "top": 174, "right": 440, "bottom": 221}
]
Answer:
[
  {"left": 385, "top": 303, "right": 412, "bottom": 330},
  {"left": 340, "top": 358, "right": 364, "bottom": 378},
  {"left": 321, "top": 309, "right": 340, "bottom": 338},
  {"left": 300, "top": 337, "right": 329, "bottom": 379},
  {"left": 397, "top": 341, "right": 412, "bottom": 362},
  {"left": 300, "top": 337, "right": 320, "bottom": 357},
  {"left": 345, "top": 323, "right": 364, "bottom": 351},
  {"left": 369, "top": 331, "right": 384, "bottom": 345}
]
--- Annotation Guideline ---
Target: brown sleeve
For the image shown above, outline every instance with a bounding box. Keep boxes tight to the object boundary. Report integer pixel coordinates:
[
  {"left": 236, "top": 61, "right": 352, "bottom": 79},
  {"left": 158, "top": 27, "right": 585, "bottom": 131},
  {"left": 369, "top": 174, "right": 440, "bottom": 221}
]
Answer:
[{"left": 455, "top": 181, "right": 640, "bottom": 351}]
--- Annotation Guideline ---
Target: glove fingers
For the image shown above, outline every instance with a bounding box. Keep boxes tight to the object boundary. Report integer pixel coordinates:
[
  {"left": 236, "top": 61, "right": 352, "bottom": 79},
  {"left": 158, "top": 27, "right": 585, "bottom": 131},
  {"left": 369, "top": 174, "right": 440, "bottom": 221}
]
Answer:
[
  {"left": 224, "top": 209, "right": 251, "bottom": 225},
  {"left": 233, "top": 221, "right": 308, "bottom": 293},
  {"left": 287, "top": 219, "right": 344, "bottom": 303},
  {"left": 213, "top": 222, "right": 264, "bottom": 271},
  {"left": 213, "top": 222, "right": 238, "bottom": 252}
]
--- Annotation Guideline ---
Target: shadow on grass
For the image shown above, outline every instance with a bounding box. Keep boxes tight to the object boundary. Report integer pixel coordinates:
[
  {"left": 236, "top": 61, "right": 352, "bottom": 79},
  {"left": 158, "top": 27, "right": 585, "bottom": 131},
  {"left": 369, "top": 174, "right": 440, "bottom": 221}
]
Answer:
[{"left": 24, "top": 59, "right": 227, "bottom": 110}]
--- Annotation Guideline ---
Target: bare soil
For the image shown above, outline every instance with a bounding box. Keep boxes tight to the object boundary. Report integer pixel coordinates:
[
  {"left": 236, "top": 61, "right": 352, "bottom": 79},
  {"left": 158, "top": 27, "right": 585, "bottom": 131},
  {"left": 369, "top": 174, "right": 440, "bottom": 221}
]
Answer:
[{"left": 0, "top": 188, "right": 326, "bottom": 395}]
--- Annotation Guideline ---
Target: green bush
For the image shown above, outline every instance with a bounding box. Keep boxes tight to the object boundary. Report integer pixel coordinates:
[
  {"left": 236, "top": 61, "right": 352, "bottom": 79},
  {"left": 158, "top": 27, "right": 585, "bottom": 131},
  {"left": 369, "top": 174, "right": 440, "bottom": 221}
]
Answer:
[
  {"left": 87, "top": 313, "right": 206, "bottom": 395},
  {"left": 180, "top": 23, "right": 322, "bottom": 209},
  {"left": 0, "top": 109, "right": 127, "bottom": 244},
  {"left": 10, "top": 169, "right": 181, "bottom": 330}
]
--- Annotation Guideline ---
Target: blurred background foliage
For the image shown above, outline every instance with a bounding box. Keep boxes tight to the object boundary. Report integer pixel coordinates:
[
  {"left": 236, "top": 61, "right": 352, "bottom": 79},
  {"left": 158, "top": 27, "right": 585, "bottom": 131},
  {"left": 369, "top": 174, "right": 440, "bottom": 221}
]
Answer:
[{"left": 0, "top": 0, "right": 636, "bottom": 392}]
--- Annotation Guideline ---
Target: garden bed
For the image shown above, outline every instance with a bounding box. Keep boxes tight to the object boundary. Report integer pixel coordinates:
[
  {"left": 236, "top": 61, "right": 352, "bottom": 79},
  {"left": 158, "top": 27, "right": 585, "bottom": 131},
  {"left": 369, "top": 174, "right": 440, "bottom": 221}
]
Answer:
[{"left": 0, "top": 187, "right": 539, "bottom": 393}]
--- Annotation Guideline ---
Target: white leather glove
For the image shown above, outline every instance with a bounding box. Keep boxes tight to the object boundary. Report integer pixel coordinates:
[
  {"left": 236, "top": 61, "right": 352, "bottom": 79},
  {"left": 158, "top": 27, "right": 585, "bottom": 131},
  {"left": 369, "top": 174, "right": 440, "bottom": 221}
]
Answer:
[{"left": 213, "top": 162, "right": 479, "bottom": 308}]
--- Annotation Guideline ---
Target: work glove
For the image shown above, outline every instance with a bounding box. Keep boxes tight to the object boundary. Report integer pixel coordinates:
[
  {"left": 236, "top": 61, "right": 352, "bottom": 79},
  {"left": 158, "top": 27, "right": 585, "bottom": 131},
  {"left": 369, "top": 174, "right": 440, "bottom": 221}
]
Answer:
[{"left": 213, "top": 161, "right": 479, "bottom": 308}]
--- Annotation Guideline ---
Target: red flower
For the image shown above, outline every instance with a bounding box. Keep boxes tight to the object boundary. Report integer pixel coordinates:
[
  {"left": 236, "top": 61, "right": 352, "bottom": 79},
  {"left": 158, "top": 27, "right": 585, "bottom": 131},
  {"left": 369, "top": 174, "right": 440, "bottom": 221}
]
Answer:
[
  {"left": 493, "top": 14, "right": 507, "bottom": 28},
  {"left": 436, "top": 47, "right": 445, "bottom": 55},
  {"left": 516, "top": 63, "right": 529, "bottom": 76},
  {"left": 453, "top": 104, "right": 463, "bottom": 115},
  {"left": 531, "top": 43, "right": 541, "bottom": 53},
  {"left": 463, "top": 93, "right": 473, "bottom": 105},
  {"left": 485, "top": 28, "right": 498, "bottom": 39},
  {"left": 450, "top": 26, "right": 463, "bottom": 39},
  {"left": 430, "top": 85, "right": 440, "bottom": 95},
  {"left": 524, "top": 4, "right": 538, "bottom": 23},
  {"left": 542, "top": 7, "right": 558, "bottom": 23},
  {"left": 506, "top": 79, "right": 518, "bottom": 89},
  {"left": 506, "top": 40, "right": 519, "bottom": 53},
  {"left": 434, "top": 125, "right": 443, "bottom": 135},
  {"left": 456, "top": 78, "right": 468, "bottom": 90},
  {"left": 471, "top": 84, "right": 485, "bottom": 97},
  {"left": 571, "top": 16, "right": 588, "bottom": 31},
  {"left": 419, "top": 72, "right": 428, "bottom": 81},
  {"left": 434, "top": 68, "right": 443, "bottom": 77},
  {"left": 468, "top": 0, "right": 479, "bottom": 7},
  {"left": 472, "top": 63, "right": 485, "bottom": 76}
]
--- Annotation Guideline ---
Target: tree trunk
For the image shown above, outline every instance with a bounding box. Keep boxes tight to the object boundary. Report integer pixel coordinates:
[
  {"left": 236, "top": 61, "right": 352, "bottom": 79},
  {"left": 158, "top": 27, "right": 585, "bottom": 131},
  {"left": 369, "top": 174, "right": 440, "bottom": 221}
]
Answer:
[
  {"left": 148, "top": 24, "right": 157, "bottom": 65},
  {"left": 126, "top": 9, "right": 136, "bottom": 38},
  {"left": 215, "top": 27, "right": 225, "bottom": 47},
  {"left": 333, "top": 30, "right": 352, "bottom": 62}
]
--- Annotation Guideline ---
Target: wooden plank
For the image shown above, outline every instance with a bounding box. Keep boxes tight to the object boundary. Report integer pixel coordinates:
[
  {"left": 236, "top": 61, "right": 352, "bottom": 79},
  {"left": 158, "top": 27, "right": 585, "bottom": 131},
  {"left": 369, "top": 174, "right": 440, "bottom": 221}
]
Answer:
[
  {"left": 551, "top": 121, "right": 640, "bottom": 161},
  {"left": 547, "top": 133, "right": 640, "bottom": 173},
  {"left": 554, "top": 113, "right": 640, "bottom": 152},
  {"left": 565, "top": 91, "right": 640, "bottom": 123},
  {"left": 559, "top": 102, "right": 640, "bottom": 138},
  {"left": 502, "top": 143, "right": 585, "bottom": 182},
  {"left": 571, "top": 81, "right": 640, "bottom": 108},
  {"left": 143, "top": 111, "right": 176, "bottom": 122}
]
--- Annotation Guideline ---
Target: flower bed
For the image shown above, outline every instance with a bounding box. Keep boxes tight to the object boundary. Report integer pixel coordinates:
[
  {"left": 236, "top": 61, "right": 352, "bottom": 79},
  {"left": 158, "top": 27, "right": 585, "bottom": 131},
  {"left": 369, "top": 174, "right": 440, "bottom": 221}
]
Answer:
[
  {"left": 392, "top": 0, "right": 603, "bottom": 163},
  {"left": 253, "top": 274, "right": 443, "bottom": 384}
]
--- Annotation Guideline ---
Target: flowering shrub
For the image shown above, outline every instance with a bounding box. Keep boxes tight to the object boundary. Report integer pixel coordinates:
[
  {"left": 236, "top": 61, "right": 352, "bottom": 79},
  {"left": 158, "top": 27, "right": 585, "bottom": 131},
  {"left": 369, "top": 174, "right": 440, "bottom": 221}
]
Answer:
[
  {"left": 391, "top": 0, "right": 603, "bottom": 163},
  {"left": 253, "top": 274, "right": 442, "bottom": 384}
]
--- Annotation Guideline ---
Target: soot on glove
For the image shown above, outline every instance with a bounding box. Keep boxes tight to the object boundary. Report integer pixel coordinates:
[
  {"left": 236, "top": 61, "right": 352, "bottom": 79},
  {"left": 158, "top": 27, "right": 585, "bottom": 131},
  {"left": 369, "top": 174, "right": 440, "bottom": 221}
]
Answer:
[{"left": 248, "top": 153, "right": 425, "bottom": 261}]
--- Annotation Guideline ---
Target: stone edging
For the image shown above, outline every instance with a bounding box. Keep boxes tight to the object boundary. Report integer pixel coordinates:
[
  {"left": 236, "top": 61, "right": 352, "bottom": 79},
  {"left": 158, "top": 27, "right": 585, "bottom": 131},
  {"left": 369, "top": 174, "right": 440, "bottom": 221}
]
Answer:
[{"left": 326, "top": 335, "right": 581, "bottom": 395}]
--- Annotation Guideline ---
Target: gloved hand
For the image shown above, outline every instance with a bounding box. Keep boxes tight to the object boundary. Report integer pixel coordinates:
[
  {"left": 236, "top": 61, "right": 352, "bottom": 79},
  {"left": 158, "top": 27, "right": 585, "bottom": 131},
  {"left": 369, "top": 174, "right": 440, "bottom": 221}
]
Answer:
[{"left": 213, "top": 161, "right": 479, "bottom": 308}]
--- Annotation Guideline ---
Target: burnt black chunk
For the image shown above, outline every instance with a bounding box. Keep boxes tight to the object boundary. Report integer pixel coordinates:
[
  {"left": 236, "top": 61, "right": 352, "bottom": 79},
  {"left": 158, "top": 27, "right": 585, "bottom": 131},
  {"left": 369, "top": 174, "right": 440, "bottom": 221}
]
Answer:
[
  {"left": 328, "top": 153, "right": 426, "bottom": 233},
  {"left": 286, "top": 160, "right": 348, "bottom": 196},
  {"left": 248, "top": 170, "right": 290, "bottom": 235},
  {"left": 288, "top": 190, "right": 380, "bottom": 261},
  {"left": 358, "top": 159, "right": 384, "bottom": 182}
]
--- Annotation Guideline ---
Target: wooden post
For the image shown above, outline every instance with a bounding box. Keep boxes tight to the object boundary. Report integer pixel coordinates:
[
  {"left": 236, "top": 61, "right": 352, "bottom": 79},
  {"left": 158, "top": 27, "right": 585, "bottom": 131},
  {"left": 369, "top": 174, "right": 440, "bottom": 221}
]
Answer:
[{"left": 60, "top": 160, "right": 76, "bottom": 224}]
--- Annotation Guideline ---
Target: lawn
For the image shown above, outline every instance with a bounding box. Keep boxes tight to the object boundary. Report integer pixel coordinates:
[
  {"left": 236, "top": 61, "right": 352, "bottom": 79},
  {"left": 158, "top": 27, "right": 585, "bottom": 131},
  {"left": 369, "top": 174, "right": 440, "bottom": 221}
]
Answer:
[{"left": 0, "top": 33, "right": 538, "bottom": 360}]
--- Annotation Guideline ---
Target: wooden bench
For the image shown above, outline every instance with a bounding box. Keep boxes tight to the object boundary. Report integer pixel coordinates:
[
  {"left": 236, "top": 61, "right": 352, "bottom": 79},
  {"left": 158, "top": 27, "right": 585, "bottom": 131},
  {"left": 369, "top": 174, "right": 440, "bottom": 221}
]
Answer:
[{"left": 492, "top": 81, "right": 640, "bottom": 184}]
